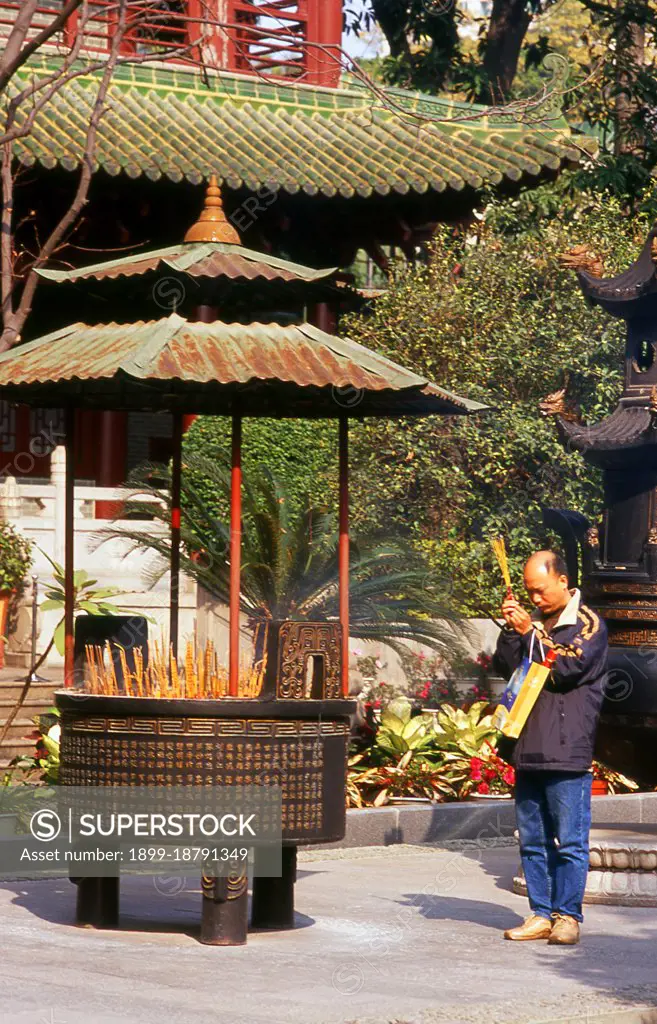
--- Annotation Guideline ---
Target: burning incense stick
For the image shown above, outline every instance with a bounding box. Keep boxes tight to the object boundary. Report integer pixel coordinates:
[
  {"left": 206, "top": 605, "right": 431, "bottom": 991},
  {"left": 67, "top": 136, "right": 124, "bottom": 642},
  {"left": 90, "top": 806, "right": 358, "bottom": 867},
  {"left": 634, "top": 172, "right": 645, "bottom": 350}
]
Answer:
[
  {"left": 84, "top": 636, "right": 267, "bottom": 700},
  {"left": 490, "top": 536, "right": 514, "bottom": 598}
]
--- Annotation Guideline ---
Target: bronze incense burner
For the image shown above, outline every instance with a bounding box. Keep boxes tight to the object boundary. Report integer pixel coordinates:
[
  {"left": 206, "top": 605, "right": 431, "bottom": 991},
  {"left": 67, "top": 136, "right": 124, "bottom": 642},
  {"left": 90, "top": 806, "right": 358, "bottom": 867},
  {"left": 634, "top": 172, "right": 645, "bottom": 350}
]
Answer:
[{"left": 57, "top": 619, "right": 355, "bottom": 945}]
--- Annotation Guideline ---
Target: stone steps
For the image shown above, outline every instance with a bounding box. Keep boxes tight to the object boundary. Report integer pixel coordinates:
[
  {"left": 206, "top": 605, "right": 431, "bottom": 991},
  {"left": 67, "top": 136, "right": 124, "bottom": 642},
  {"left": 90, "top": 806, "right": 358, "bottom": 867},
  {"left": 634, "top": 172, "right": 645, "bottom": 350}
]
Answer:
[
  {"left": 513, "top": 827, "right": 657, "bottom": 907},
  {"left": 0, "top": 681, "right": 59, "bottom": 767},
  {"left": 0, "top": 680, "right": 59, "bottom": 702}
]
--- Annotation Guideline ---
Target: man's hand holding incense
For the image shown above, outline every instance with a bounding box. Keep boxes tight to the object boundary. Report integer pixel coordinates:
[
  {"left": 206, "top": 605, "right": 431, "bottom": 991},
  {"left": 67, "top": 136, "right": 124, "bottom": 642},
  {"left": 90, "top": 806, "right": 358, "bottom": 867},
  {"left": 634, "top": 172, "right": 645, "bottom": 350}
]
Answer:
[{"left": 501, "top": 596, "right": 533, "bottom": 636}]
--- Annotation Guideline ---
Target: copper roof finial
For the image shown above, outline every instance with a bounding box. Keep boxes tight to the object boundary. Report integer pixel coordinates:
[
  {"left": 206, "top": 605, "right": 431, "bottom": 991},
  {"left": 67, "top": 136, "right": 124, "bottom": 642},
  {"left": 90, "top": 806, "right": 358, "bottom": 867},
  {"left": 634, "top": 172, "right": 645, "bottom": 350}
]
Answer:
[{"left": 184, "top": 175, "right": 240, "bottom": 244}]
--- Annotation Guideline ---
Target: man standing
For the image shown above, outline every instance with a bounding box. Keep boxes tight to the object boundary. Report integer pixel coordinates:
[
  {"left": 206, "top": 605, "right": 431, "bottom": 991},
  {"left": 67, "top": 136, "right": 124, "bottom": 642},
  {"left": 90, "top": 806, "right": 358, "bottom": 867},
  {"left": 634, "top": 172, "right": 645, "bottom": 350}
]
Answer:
[{"left": 494, "top": 550, "right": 608, "bottom": 946}]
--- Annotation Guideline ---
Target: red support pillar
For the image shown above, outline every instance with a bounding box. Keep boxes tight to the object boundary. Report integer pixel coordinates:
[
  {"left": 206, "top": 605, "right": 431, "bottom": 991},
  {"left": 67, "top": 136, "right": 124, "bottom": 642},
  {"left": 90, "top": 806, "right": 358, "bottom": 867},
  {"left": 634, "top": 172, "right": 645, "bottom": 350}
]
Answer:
[
  {"left": 309, "top": 302, "right": 337, "bottom": 335},
  {"left": 64, "top": 406, "right": 76, "bottom": 688},
  {"left": 318, "top": 0, "right": 343, "bottom": 87},
  {"left": 338, "top": 417, "right": 349, "bottom": 697},
  {"left": 229, "top": 415, "right": 242, "bottom": 698},
  {"left": 63, "top": 7, "right": 79, "bottom": 49},
  {"left": 95, "top": 411, "right": 128, "bottom": 519},
  {"left": 306, "top": 0, "right": 342, "bottom": 87},
  {"left": 169, "top": 413, "right": 183, "bottom": 658}
]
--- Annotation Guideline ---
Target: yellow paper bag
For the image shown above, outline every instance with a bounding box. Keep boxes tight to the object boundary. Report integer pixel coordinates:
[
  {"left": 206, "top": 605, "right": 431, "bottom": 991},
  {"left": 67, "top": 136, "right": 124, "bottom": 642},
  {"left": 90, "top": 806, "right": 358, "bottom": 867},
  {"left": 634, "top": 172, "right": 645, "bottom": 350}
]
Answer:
[{"left": 498, "top": 656, "right": 556, "bottom": 738}]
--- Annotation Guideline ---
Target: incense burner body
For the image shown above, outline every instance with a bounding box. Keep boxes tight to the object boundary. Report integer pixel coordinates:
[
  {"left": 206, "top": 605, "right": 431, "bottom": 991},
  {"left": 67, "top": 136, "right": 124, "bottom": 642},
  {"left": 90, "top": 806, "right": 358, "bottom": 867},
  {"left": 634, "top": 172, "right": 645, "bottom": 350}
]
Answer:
[{"left": 56, "top": 693, "right": 353, "bottom": 845}]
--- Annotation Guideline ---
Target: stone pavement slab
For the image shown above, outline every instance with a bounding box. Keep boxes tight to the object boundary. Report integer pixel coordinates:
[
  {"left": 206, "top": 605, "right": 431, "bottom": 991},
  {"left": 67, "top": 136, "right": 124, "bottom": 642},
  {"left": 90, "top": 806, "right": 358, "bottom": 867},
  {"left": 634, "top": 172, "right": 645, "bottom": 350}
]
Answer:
[{"left": 1, "top": 843, "right": 656, "bottom": 1024}]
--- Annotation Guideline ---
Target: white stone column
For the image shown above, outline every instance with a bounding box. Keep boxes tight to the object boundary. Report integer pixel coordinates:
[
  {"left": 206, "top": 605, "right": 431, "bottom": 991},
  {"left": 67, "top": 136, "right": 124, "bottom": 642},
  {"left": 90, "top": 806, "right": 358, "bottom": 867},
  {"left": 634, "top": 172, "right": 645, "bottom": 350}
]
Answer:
[
  {"left": 51, "top": 445, "right": 66, "bottom": 566},
  {"left": 0, "top": 475, "right": 20, "bottom": 521}
]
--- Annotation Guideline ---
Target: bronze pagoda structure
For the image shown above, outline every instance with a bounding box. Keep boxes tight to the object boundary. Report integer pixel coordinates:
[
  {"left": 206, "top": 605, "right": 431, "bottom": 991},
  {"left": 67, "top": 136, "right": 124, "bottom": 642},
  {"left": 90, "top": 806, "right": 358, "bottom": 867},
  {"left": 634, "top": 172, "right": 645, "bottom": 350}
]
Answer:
[
  {"left": 0, "top": 180, "right": 485, "bottom": 944},
  {"left": 547, "top": 224, "right": 657, "bottom": 783}
]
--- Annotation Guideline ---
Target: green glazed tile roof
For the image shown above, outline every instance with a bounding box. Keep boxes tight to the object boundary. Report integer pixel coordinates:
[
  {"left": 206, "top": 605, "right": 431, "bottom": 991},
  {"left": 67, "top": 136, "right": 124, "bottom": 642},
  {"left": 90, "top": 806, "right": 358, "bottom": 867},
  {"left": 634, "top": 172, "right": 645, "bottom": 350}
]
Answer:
[
  {"left": 36, "top": 242, "right": 338, "bottom": 284},
  {"left": 0, "top": 313, "right": 489, "bottom": 418},
  {"left": 8, "top": 56, "right": 590, "bottom": 199}
]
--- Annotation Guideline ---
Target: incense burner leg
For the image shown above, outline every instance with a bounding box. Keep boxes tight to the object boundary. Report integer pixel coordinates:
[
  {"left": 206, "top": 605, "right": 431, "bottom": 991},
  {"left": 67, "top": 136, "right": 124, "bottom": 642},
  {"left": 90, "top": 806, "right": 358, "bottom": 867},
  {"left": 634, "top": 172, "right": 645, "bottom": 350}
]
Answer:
[
  {"left": 251, "top": 845, "right": 297, "bottom": 930},
  {"left": 200, "top": 871, "right": 248, "bottom": 945},
  {"left": 74, "top": 876, "right": 119, "bottom": 928}
]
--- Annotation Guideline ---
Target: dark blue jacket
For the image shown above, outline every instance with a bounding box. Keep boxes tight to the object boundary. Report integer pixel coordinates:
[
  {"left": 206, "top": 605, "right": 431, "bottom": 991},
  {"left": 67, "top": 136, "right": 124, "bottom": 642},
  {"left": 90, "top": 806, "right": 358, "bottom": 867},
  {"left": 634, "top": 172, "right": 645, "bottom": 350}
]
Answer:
[{"left": 493, "top": 593, "right": 608, "bottom": 772}]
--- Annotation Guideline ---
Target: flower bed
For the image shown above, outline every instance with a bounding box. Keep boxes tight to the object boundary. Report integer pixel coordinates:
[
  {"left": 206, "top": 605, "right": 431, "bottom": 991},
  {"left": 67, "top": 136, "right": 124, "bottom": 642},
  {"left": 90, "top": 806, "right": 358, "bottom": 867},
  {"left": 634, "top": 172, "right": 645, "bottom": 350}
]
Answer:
[{"left": 347, "top": 697, "right": 641, "bottom": 808}]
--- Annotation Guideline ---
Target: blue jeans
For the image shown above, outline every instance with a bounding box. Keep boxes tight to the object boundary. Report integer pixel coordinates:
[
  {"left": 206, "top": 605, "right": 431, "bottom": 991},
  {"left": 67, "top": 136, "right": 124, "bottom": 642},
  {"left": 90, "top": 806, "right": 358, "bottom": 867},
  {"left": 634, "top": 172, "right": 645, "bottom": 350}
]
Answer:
[{"left": 515, "top": 770, "right": 592, "bottom": 923}]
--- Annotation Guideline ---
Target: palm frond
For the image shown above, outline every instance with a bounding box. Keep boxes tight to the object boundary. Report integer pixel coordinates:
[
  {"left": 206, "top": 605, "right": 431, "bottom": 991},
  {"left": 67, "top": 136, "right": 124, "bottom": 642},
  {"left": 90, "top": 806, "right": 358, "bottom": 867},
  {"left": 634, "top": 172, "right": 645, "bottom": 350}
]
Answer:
[{"left": 99, "top": 452, "right": 467, "bottom": 660}]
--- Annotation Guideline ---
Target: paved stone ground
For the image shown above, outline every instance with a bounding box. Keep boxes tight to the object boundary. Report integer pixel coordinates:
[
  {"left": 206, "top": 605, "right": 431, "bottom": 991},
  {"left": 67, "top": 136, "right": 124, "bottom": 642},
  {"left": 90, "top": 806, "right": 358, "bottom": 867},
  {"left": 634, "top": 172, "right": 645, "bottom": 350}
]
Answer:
[{"left": 1, "top": 840, "right": 657, "bottom": 1024}]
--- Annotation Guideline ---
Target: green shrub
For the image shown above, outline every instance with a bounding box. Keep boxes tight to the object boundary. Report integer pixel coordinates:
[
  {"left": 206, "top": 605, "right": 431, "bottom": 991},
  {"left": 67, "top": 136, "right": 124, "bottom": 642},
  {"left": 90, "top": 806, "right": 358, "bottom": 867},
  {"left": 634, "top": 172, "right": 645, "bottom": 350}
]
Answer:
[{"left": 0, "top": 522, "right": 32, "bottom": 592}]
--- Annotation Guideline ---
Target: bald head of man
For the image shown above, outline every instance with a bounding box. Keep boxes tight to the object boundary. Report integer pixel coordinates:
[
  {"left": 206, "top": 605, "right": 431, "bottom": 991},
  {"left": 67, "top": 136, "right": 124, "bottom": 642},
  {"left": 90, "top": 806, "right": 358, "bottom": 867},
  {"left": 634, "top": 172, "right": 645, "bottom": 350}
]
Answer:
[{"left": 523, "top": 550, "right": 571, "bottom": 617}]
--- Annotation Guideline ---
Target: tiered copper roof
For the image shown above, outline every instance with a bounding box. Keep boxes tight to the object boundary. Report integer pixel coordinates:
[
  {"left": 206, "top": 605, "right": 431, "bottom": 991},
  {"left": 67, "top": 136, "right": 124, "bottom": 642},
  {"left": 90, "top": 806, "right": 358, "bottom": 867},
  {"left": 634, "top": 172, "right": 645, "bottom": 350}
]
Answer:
[
  {"left": 37, "top": 243, "right": 338, "bottom": 285},
  {"left": 0, "top": 314, "right": 487, "bottom": 417},
  {"left": 0, "top": 181, "right": 487, "bottom": 420}
]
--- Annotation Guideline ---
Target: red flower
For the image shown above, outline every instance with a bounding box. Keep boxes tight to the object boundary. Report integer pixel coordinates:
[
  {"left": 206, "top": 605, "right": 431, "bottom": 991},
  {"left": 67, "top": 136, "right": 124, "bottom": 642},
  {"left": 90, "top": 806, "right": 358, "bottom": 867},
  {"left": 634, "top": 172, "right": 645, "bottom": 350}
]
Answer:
[
  {"left": 477, "top": 781, "right": 490, "bottom": 795},
  {"left": 470, "top": 757, "right": 483, "bottom": 781},
  {"left": 483, "top": 766, "right": 497, "bottom": 782},
  {"left": 502, "top": 767, "right": 516, "bottom": 786}
]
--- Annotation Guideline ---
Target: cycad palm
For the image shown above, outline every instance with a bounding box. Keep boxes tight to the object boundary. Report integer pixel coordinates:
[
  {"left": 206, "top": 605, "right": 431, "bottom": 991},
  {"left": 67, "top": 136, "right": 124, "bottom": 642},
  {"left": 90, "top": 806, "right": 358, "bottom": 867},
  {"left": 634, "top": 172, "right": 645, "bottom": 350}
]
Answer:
[{"left": 106, "top": 454, "right": 467, "bottom": 657}]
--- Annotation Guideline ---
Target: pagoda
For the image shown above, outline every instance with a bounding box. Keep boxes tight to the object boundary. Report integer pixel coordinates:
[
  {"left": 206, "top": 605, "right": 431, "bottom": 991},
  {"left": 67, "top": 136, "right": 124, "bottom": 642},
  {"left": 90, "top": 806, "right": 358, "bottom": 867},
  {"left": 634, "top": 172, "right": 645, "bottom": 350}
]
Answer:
[{"left": 545, "top": 224, "right": 657, "bottom": 783}]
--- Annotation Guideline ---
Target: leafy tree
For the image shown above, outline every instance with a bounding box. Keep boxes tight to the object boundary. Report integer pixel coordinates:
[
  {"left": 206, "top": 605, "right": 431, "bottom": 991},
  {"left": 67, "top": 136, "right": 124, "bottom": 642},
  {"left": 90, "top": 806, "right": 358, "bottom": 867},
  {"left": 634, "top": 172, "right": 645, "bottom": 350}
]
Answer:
[
  {"left": 347, "top": 0, "right": 559, "bottom": 100},
  {"left": 570, "top": 1, "right": 657, "bottom": 198},
  {"left": 342, "top": 186, "right": 652, "bottom": 616},
  {"left": 479, "top": 0, "right": 556, "bottom": 101},
  {"left": 0, "top": 521, "right": 32, "bottom": 592},
  {"left": 364, "top": 0, "right": 460, "bottom": 94}
]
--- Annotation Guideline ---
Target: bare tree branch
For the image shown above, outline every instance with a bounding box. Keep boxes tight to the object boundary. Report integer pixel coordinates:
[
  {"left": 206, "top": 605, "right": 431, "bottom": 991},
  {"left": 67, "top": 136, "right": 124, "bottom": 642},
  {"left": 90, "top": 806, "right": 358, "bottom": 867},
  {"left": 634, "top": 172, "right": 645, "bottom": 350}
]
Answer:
[
  {"left": 1, "top": 0, "right": 203, "bottom": 351},
  {"left": 0, "top": 0, "right": 132, "bottom": 351},
  {"left": 0, "top": 0, "right": 84, "bottom": 96}
]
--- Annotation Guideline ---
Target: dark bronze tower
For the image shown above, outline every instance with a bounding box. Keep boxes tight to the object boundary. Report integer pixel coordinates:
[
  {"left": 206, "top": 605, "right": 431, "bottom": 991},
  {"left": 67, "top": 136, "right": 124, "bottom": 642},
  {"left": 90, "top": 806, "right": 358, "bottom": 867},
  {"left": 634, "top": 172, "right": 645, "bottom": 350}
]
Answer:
[{"left": 547, "top": 225, "right": 657, "bottom": 783}]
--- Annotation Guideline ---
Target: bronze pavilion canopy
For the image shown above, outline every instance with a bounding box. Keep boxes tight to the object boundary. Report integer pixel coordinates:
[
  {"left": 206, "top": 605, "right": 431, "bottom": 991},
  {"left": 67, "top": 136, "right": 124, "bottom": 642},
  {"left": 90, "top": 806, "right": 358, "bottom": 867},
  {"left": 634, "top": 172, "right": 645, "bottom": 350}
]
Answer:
[
  {"left": 0, "top": 180, "right": 488, "bottom": 697},
  {"left": 0, "top": 314, "right": 486, "bottom": 418}
]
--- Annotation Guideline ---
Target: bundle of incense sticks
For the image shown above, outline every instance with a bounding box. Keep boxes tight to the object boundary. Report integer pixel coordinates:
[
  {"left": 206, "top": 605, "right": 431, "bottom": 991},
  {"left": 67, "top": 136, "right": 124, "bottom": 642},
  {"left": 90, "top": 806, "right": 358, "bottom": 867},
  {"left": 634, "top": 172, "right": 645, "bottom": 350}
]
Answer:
[
  {"left": 490, "top": 535, "right": 514, "bottom": 598},
  {"left": 84, "top": 630, "right": 267, "bottom": 700}
]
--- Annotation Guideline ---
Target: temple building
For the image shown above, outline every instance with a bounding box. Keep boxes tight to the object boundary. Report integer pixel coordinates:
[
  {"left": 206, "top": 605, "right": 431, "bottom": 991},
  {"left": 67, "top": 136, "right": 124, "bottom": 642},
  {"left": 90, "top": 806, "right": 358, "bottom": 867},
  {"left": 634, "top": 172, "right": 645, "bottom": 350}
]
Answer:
[
  {"left": 546, "top": 225, "right": 657, "bottom": 783},
  {"left": 2, "top": 1, "right": 587, "bottom": 492}
]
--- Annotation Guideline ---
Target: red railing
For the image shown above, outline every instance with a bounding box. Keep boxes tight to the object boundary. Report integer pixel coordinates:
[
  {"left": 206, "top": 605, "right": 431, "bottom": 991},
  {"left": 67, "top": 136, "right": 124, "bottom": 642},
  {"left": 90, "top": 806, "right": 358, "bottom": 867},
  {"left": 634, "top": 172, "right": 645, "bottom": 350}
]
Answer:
[{"left": 0, "top": 0, "right": 343, "bottom": 85}]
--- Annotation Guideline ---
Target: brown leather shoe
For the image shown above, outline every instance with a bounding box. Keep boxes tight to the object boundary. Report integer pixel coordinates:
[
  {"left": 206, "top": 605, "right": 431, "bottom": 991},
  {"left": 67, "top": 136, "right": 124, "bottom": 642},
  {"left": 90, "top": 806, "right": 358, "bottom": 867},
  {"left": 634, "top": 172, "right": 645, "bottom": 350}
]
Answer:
[
  {"left": 504, "top": 914, "right": 553, "bottom": 941},
  {"left": 548, "top": 914, "right": 580, "bottom": 945}
]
